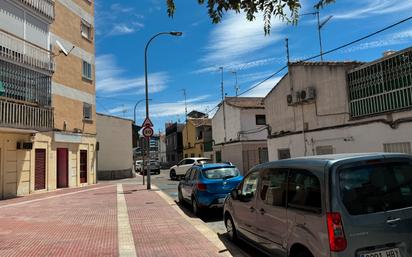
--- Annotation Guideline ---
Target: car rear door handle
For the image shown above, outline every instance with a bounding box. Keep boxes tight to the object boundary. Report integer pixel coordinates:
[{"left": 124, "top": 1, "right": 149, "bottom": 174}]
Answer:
[
  {"left": 387, "top": 217, "right": 401, "bottom": 224},
  {"left": 259, "top": 208, "right": 266, "bottom": 215},
  {"left": 249, "top": 206, "right": 255, "bottom": 213}
]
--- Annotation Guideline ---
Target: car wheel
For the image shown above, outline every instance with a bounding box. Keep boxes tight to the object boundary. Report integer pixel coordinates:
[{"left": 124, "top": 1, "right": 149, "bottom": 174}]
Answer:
[
  {"left": 225, "top": 215, "right": 238, "bottom": 241},
  {"left": 178, "top": 187, "right": 184, "bottom": 203},
  {"left": 170, "top": 170, "right": 176, "bottom": 180},
  {"left": 192, "top": 197, "right": 201, "bottom": 216},
  {"left": 295, "top": 250, "right": 314, "bottom": 257}
]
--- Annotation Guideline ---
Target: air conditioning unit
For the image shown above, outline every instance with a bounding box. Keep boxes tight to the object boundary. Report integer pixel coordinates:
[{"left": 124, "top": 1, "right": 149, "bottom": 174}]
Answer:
[
  {"left": 299, "top": 87, "right": 316, "bottom": 101},
  {"left": 286, "top": 92, "right": 299, "bottom": 106}
]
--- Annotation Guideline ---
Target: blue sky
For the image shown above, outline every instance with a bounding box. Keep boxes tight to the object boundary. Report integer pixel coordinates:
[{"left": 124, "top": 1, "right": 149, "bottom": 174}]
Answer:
[{"left": 95, "top": 0, "right": 412, "bottom": 132}]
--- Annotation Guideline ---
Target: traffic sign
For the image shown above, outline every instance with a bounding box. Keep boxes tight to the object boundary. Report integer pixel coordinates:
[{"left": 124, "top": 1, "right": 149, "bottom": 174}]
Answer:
[
  {"left": 142, "top": 126, "right": 154, "bottom": 138},
  {"left": 142, "top": 117, "right": 153, "bottom": 128}
]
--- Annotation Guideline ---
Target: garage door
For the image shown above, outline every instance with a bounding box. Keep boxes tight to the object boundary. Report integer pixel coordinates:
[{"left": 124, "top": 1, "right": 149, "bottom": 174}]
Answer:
[{"left": 35, "top": 149, "right": 46, "bottom": 190}]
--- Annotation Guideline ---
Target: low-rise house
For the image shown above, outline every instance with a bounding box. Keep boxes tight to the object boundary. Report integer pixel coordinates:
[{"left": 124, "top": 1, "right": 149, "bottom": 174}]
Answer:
[
  {"left": 265, "top": 47, "right": 412, "bottom": 160},
  {"left": 96, "top": 114, "right": 133, "bottom": 180},
  {"left": 212, "top": 97, "right": 269, "bottom": 174},
  {"left": 183, "top": 116, "right": 212, "bottom": 158},
  {"left": 166, "top": 122, "right": 184, "bottom": 165}
]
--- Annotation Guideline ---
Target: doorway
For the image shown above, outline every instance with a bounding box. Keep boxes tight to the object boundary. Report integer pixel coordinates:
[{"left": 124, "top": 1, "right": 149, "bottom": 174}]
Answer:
[
  {"left": 80, "top": 150, "right": 87, "bottom": 184},
  {"left": 35, "top": 149, "right": 46, "bottom": 190},
  {"left": 56, "top": 148, "right": 68, "bottom": 188}
]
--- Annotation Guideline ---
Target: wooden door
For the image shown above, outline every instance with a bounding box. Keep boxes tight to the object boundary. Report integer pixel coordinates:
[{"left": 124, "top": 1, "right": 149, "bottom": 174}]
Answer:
[
  {"left": 80, "top": 150, "right": 87, "bottom": 184},
  {"left": 35, "top": 149, "right": 46, "bottom": 190},
  {"left": 56, "top": 148, "right": 68, "bottom": 188}
]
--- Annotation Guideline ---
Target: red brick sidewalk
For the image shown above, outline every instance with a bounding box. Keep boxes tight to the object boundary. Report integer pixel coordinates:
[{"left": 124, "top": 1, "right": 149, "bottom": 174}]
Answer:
[
  {"left": 124, "top": 184, "right": 224, "bottom": 257},
  {"left": 0, "top": 182, "right": 230, "bottom": 257}
]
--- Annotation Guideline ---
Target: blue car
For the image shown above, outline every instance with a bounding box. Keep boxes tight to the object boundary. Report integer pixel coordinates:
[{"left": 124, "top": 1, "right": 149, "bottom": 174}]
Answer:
[{"left": 178, "top": 163, "right": 243, "bottom": 215}]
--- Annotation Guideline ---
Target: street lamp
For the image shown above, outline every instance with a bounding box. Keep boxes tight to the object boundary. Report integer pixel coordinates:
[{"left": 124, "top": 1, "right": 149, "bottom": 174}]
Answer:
[
  {"left": 134, "top": 99, "right": 152, "bottom": 124},
  {"left": 144, "top": 31, "right": 182, "bottom": 190}
]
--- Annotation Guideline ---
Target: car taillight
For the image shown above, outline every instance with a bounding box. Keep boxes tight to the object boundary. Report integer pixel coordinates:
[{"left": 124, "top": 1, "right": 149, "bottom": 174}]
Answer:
[
  {"left": 327, "top": 212, "right": 347, "bottom": 252},
  {"left": 197, "top": 183, "right": 207, "bottom": 191}
]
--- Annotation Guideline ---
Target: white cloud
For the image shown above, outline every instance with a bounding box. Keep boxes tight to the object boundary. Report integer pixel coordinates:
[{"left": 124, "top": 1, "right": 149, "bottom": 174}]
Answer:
[
  {"left": 343, "top": 28, "right": 412, "bottom": 53},
  {"left": 242, "top": 77, "right": 282, "bottom": 97},
  {"left": 148, "top": 101, "right": 219, "bottom": 118},
  {"left": 332, "top": 0, "right": 412, "bottom": 20},
  {"left": 201, "top": 12, "right": 284, "bottom": 65},
  {"left": 96, "top": 54, "right": 169, "bottom": 94},
  {"left": 109, "top": 23, "right": 144, "bottom": 36}
]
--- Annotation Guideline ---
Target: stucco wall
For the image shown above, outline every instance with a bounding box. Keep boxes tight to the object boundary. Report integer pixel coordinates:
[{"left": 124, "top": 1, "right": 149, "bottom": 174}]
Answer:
[
  {"left": 96, "top": 114, "right": 133, "bottom": 174},
  {"left": 268, "top": 122, "right": 412, "bottom": 161}
]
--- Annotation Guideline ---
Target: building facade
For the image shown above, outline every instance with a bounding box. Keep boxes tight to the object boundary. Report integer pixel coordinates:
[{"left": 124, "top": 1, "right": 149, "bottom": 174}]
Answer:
[
  {"left": 166, "top": 122, "right": 184, "bottom": 165},
  {"left": 0, "top": 0, "right": 96, "bottom": 199},
  {"left": 182, "top": 118, "right": 212, "bottom": 158},
  {"left": 96, "top": 114, "right": 133, "bottom": 180},
  {"left": 265, "top": 50, "right": 412, "bottom": 161},
  {"left": 212, "top": 97, "right": 268, "bottom": 175}
]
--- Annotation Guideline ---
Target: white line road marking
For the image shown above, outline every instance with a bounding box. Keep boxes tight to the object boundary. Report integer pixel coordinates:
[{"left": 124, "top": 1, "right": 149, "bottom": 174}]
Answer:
[
  {"left": 117, "top": 184, "right": 137, "bottom": 257},
  {"left": 0, "top": 185, "right": 114, "bottom": 209}
]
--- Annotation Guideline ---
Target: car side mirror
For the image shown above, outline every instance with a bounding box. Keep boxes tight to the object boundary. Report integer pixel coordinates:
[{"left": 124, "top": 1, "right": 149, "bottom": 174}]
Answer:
[{"left": 231, "top": 189, "right": 239, "bottom": 200}]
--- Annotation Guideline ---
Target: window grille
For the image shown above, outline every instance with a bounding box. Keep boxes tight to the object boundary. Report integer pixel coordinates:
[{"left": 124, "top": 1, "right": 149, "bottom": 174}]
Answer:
[{"left": 348, "top": 48, "right": 412, "bottom": 118}]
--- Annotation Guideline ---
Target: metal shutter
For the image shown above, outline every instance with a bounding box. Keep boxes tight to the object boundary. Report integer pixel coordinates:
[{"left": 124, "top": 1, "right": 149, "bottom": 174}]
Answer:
[
  {"left": 80, "top": 150, "right": 87, "bottom": 183},
  {"left": 35, "top": 149, "right": 46, "bottom": 190}
]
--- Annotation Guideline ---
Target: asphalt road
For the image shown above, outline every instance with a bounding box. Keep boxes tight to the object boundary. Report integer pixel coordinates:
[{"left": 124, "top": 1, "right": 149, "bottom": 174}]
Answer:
[{"left": 146, "top": 169, "right": 268, "bottom": 257}]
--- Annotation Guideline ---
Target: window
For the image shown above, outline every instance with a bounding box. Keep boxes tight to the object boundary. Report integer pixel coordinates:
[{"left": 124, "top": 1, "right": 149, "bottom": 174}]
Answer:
[
  {"left": 240, "top": 171, "right": 259, "bottom": 201},
  {"left": 202, "top": 167, "right": 240, "bottom": 179},
  {"left": 82, "top": 61, "right": 92, "bottom": 80},
  {"left": 184, "top": 154, "right": 188, "bottom": 158},
  {"left": 185, "top": 159, "right": 195, "bottom": 165},
  {"left": 383, "top": 142, "right": 411, "bottom": 154},
  {"left": 316, "top": 145, "right": 334, "bottom": 155},
  {"left": 191, "top": 153, "right": 195, "bottom": 158},
  {"left": 81, "top": 20, "right": 92, "bottom": 40},
  {"left": 288, "top": 169, "right": 321, "bottom": 211},
  {"left": 259, "top": 169, "right": 288, "bottom": 207},
  {"left": 259, "top": 147, "right": 269, "bottom": 164},
  {"left": 83, "top": 103, "right": 92, "bottom": 120},
  {"left": 339, "top": 161, "right": 412, "bottom": 215},
  {"left": 348, "top": 49, "right": 412, "bottom": 118},
  {"left": 256, "top": 115, "right": 266, "bottom": 125},
  {"left": 278, "top": 149, "right": 291, "bottom": 160}
]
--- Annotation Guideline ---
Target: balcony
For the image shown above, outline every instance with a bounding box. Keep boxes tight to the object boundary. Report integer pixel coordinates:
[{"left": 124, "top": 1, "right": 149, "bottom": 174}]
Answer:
[
  {"left": 0, "top": 29, "right": 55, "bottom": 73},
  {"left": 18, "top": 0, "right": 55, "bottom": 21},
  {"left": 0, "top": 98, "right": 53, "bottom": 130}
]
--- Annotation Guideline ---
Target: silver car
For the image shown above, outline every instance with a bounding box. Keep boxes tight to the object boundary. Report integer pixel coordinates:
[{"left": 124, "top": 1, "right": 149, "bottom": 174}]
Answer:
[{"left": 223, "top": 153, "right": 412, "bottom": 257}]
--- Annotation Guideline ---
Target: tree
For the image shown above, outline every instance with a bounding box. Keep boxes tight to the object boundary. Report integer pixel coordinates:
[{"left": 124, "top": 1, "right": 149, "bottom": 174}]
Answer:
[{"left": 166, "top": 0, "right": 335, "bottom": 35}]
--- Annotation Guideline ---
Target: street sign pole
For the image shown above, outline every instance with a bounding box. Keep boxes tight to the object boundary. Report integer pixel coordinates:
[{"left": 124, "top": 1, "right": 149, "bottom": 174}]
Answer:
[{"left": 142, "top": 120, "right": 154, "bottom": 190}]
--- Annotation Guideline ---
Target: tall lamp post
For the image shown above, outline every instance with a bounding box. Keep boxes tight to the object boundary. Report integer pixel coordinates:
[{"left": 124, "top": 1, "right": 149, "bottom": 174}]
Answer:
[{"left": 144, "top": 31, "right": 182, "bottom": 190}]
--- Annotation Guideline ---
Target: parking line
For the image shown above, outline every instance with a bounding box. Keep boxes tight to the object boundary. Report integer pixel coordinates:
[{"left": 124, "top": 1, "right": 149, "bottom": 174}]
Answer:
[{"left": 117, "top": 183, "right": 137, "bottom": 257}]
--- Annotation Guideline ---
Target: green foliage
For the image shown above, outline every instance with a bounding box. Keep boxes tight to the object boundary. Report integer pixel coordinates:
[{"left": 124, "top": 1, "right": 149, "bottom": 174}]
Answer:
[{"left": 166, "top": 0, "right": 335, "bottom": 35}]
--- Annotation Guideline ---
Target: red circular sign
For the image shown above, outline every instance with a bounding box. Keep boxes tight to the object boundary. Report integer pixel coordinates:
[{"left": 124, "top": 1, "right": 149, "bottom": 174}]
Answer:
[{"left": 142, "top": 126, "right": 154, "bottom": 138}]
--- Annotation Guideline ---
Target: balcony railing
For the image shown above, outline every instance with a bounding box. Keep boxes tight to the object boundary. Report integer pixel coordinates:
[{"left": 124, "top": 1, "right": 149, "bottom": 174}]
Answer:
[
  {"left": 0, "top": 29, "right": 55, "bottom": 73},
  {"left": 0, "top": 98, "right": 53, "bottom": 130},
  {"left": 18, "top": 0, "right": 55, "bottom": 21}
]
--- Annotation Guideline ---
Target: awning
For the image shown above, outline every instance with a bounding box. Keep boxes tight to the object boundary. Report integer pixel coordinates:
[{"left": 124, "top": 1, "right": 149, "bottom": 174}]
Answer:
[{"left": 0, "top": 127, "right": 38, "bottom": 134}]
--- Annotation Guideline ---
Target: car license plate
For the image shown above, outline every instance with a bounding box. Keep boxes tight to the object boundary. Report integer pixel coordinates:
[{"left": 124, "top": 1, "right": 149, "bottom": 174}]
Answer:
[{"left": 360, "top": 248, "right": 401, "bottom": 257}]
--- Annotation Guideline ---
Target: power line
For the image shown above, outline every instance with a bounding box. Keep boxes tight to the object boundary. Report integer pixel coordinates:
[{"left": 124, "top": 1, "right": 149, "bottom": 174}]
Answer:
[{"left": 237, "top": 15, "right": 412, "bottom": 96}]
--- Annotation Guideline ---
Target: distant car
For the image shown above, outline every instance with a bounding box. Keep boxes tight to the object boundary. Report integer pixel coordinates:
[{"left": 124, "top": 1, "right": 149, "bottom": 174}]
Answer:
[
  {"left": 141, "top": 160, "right": 161, "bottom": 175},
  {"left": 135, "top": 160, "right": 143, "bottom": 173},
  {"left": 178, "top": 163, "right": 243, "bottom": 215},
  {"left": 169, "top": 157, "right": 211, "bottom": 180},
  {"left": 224, "top": 153, "right": 412, "bottom": 257}
]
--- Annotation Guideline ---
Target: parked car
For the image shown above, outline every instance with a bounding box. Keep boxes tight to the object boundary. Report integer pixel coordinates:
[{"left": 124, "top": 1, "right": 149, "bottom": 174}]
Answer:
[
  {"left": 141, "top": 160, "right": 161, "bottom": 175},
  {"left": 169, "top": 157, "right": 211, "bottom": 180},
  {"left": 178, "top": 163, "right": 243, "bottom": 215},
  {"left": 135, "top": 160, "right": 143, "bottom": 173},
  {"left": 223, "top": 153, "right": 412, "bottom": 257}
]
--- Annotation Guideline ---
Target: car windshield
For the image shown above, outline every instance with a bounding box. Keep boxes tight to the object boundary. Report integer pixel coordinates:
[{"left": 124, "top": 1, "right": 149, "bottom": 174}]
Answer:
[
  {"left": 339, "top": 161, "right": 412, "bottom": 215},
  {"left": 202, "top": 167, "right": 240, "bottom": 179}
]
